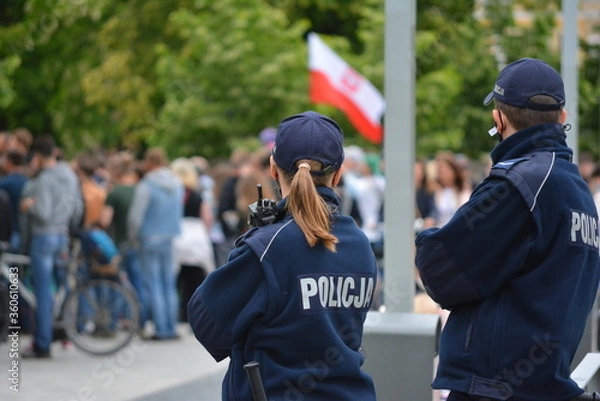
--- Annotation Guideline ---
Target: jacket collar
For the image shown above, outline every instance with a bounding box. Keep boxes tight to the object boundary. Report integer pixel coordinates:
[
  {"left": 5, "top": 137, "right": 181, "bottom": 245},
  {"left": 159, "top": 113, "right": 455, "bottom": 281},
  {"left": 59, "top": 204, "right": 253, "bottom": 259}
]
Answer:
[{"left": 490, "top": 123, "right": 572, "bottom": 165}]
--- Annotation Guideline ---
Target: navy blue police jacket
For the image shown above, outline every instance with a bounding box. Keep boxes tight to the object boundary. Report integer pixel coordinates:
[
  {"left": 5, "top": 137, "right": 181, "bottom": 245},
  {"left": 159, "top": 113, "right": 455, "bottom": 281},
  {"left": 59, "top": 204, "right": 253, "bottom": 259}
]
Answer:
[
  {"left": 415, "top": 124, "right": 600, "bottom": 400},
  {"left": 188, "top": 186, "right": 377, "bottom": 401}
]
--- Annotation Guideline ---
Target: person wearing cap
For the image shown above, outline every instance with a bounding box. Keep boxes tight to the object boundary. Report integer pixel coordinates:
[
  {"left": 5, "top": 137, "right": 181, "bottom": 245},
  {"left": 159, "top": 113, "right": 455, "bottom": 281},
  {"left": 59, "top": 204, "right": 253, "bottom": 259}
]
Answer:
[
  {"left": 188, "top": 111, "right": 377, "bottom": 401},
  {"left": 415, "top": 58, "right": 600, "bottom": 401},
  {"left": 258, "top": 126, "right": 277, "bottom": 150}
]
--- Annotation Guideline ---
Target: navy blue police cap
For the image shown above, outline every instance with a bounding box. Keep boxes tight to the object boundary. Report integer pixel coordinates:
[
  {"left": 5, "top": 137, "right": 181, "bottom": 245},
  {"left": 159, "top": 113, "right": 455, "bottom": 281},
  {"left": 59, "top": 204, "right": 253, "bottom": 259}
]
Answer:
[
  {"left": 272, "top": 111, "right": 344, "bottom": 175},
  {"left": 483, "top": 58, "right": 565, "bottom": 111}
]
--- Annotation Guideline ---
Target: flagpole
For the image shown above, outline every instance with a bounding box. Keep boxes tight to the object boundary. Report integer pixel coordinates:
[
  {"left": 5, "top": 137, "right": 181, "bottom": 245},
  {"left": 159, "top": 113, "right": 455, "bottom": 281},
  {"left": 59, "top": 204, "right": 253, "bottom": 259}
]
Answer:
[
  {"left": 561, "top": 0, "right": 579, "bottom": 163},
  {"left": 361, "top": 2, "right": 439, "bottom": 399},
  {"left": 383, "top": 0, "right": 416, "bottom": 313}
]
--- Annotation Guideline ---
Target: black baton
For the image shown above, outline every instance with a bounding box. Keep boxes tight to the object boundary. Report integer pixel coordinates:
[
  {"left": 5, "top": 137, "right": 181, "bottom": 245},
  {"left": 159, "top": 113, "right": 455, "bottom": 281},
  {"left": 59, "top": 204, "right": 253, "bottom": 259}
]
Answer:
[{"left": 244, "top": 361, "right": 267, "bottom": 401}]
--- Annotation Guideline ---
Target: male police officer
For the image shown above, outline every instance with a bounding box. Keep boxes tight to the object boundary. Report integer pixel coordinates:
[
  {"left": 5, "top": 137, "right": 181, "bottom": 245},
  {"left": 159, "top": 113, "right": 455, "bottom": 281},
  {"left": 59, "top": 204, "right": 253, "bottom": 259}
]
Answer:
[{"left": 415, "top": 58, "right": 600, "bottom": 401}]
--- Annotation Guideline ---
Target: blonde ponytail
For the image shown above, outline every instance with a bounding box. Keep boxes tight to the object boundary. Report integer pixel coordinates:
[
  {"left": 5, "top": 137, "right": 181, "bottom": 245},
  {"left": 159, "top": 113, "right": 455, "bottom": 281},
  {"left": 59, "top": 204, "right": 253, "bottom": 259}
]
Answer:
[{"left": 284, "top": 159, "right": 338, "bottom": 252}]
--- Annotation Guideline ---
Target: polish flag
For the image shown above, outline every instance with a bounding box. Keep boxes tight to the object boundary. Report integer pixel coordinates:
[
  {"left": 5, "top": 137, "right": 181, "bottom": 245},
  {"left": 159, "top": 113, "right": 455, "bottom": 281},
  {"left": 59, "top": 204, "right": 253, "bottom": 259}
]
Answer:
[{"left": 308, "top": 32, "right": 385, "bottom": 144}]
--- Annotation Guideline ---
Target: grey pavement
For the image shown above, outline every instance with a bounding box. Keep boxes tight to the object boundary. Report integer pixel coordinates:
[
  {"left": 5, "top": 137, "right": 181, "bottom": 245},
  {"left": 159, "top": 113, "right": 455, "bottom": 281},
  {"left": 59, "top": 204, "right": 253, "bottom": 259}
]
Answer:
[{"left": 0, "top": 323, "right": 227, "bottom": 401}]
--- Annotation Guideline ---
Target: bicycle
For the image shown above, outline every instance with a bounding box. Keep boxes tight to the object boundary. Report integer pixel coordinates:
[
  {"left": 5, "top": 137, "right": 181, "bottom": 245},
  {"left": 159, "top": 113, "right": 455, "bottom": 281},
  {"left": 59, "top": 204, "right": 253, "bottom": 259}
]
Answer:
[{"left": 0, "top": 239, "right": 140, "bottom": 356}]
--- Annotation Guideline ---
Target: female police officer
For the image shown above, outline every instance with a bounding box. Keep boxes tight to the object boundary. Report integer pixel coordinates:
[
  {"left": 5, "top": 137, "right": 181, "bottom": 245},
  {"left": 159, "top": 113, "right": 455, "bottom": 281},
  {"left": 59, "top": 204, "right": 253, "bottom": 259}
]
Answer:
[{"left": 188, "top": 111, "right": 377, "bottom": 401}]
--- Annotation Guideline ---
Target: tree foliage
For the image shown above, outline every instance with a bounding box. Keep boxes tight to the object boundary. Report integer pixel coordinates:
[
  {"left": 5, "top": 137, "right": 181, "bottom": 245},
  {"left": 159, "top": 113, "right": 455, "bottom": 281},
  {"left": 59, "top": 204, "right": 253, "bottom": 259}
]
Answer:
[
  {"left": 0, "top": 0, "right": 598, "bottom": 160},
  {"left": 152, "top": 0, "right": 310, "bottom": 158}
]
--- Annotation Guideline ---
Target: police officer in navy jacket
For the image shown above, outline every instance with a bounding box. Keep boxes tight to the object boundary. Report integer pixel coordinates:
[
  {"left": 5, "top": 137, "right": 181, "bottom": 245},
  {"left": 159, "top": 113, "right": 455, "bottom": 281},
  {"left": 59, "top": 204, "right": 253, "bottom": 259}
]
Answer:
[
  {"left": 188, "top": 111, "right": 377, "bottom": 401},
  {"left": 415, "top": 58, "right": 600, "bottom": 401}
]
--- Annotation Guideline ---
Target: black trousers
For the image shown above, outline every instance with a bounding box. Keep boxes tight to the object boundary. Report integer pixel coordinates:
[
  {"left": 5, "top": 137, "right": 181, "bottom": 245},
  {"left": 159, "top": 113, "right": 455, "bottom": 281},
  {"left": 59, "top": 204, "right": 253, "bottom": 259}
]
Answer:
[{"left": 177, "top": 265, "right": 207, "bottom": 322}]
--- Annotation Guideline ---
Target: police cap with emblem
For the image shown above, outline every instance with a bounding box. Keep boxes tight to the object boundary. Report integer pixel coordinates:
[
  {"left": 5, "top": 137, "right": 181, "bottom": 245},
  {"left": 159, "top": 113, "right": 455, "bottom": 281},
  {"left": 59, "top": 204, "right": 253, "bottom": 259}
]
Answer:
[
  {"left": 272, "top": 110, "right": 344, "bottom": 176},
  {"left": 483, "top": 58, "right": 565, "bottom": 111}
]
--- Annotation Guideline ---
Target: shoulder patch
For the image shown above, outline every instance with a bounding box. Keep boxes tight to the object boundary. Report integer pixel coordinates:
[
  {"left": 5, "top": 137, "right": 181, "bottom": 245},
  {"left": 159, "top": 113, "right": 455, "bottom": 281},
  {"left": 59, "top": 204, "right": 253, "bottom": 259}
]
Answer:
[
  {"left": 491, "top": 156, "right": 531, "bottom": 170},
  {"left": 490, "top": 152, "right": 555, "bottom": 211}
]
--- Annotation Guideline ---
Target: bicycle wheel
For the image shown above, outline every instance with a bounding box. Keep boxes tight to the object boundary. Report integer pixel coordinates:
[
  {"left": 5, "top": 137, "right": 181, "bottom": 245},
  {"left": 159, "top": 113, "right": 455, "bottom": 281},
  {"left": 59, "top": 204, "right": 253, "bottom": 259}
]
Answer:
[{"left": 61, "top": 279, "right": 139, "bottom": 356}]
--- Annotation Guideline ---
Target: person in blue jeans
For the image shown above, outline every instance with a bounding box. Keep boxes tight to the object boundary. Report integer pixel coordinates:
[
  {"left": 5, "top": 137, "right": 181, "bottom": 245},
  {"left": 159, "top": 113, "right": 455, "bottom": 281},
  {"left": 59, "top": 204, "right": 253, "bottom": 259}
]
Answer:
[
  {"left": 20, "top": 135, "right": 83, "bottom": 358},
  {"left": 128, "top": 148, "right": 183, "bottom": 340},
  {"left": 0, "top": 150, "right": 28, "bottom": 253},
  {"left": 101, "top": 152, "right": 146, "bottom": 327}
]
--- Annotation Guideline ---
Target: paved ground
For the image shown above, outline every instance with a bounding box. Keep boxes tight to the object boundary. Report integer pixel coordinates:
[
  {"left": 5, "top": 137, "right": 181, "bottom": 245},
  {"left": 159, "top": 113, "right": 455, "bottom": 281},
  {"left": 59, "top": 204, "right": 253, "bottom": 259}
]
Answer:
[{"left": 0, "top": 323, "right": 227, "bottom": 401}]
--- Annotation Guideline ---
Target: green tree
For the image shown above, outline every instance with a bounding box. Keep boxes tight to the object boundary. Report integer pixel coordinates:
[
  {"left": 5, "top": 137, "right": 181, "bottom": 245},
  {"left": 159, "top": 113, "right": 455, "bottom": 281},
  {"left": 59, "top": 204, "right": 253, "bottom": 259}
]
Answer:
[
  {"left": 0, "top": 0, "right": 598, "bottom": 162},
  {"left": 0, "top": 55, "right": 20, "bottom": 110},
  {"left": 0, "top": 0, "right": 112, "bottom": 148},
  {"left": 580, "top": 37, "right": 600, "bottom": 158},
  {"left": 152, "top": 0, "right": 311, "bottom": 158},
  {"left": 413, "top": 1, "right": 497, "bottom": 157}
]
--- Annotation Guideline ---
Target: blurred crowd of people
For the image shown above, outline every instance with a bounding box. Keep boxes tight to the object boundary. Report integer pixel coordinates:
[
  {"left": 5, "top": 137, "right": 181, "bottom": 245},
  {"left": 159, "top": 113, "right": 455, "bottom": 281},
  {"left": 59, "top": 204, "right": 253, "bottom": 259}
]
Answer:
[
  {"left": 5, "top": 125, "right": 598, "bottom": 355},
  {"left": 0, "top": 128, "right": 489, "bottom": 336}
]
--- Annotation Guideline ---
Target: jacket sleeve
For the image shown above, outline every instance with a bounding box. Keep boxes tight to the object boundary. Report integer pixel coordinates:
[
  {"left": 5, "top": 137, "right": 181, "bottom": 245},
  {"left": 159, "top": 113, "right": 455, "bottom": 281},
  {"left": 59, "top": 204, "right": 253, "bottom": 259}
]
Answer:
[
  {"left": 27, "top": 176, "right": 53, "bottom": 224},
  {"left": 187, "top": 244, "right": 269, "bottom": 362},
  {"left": 68, "top": 186, "right": 84, "bottom": 232},
  {"left": 127, "top": 183, "right": 150, "bottom": 243},
  {"left": 415, "top": 178, "right": 535, "bottom": 309}
]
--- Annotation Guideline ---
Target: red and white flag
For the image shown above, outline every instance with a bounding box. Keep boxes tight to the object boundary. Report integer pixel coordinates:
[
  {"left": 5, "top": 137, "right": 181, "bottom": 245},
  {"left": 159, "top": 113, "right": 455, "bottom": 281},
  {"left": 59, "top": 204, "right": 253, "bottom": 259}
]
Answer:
[{"left": 308, "top": 32, "right": 385, "bottom": 144}]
